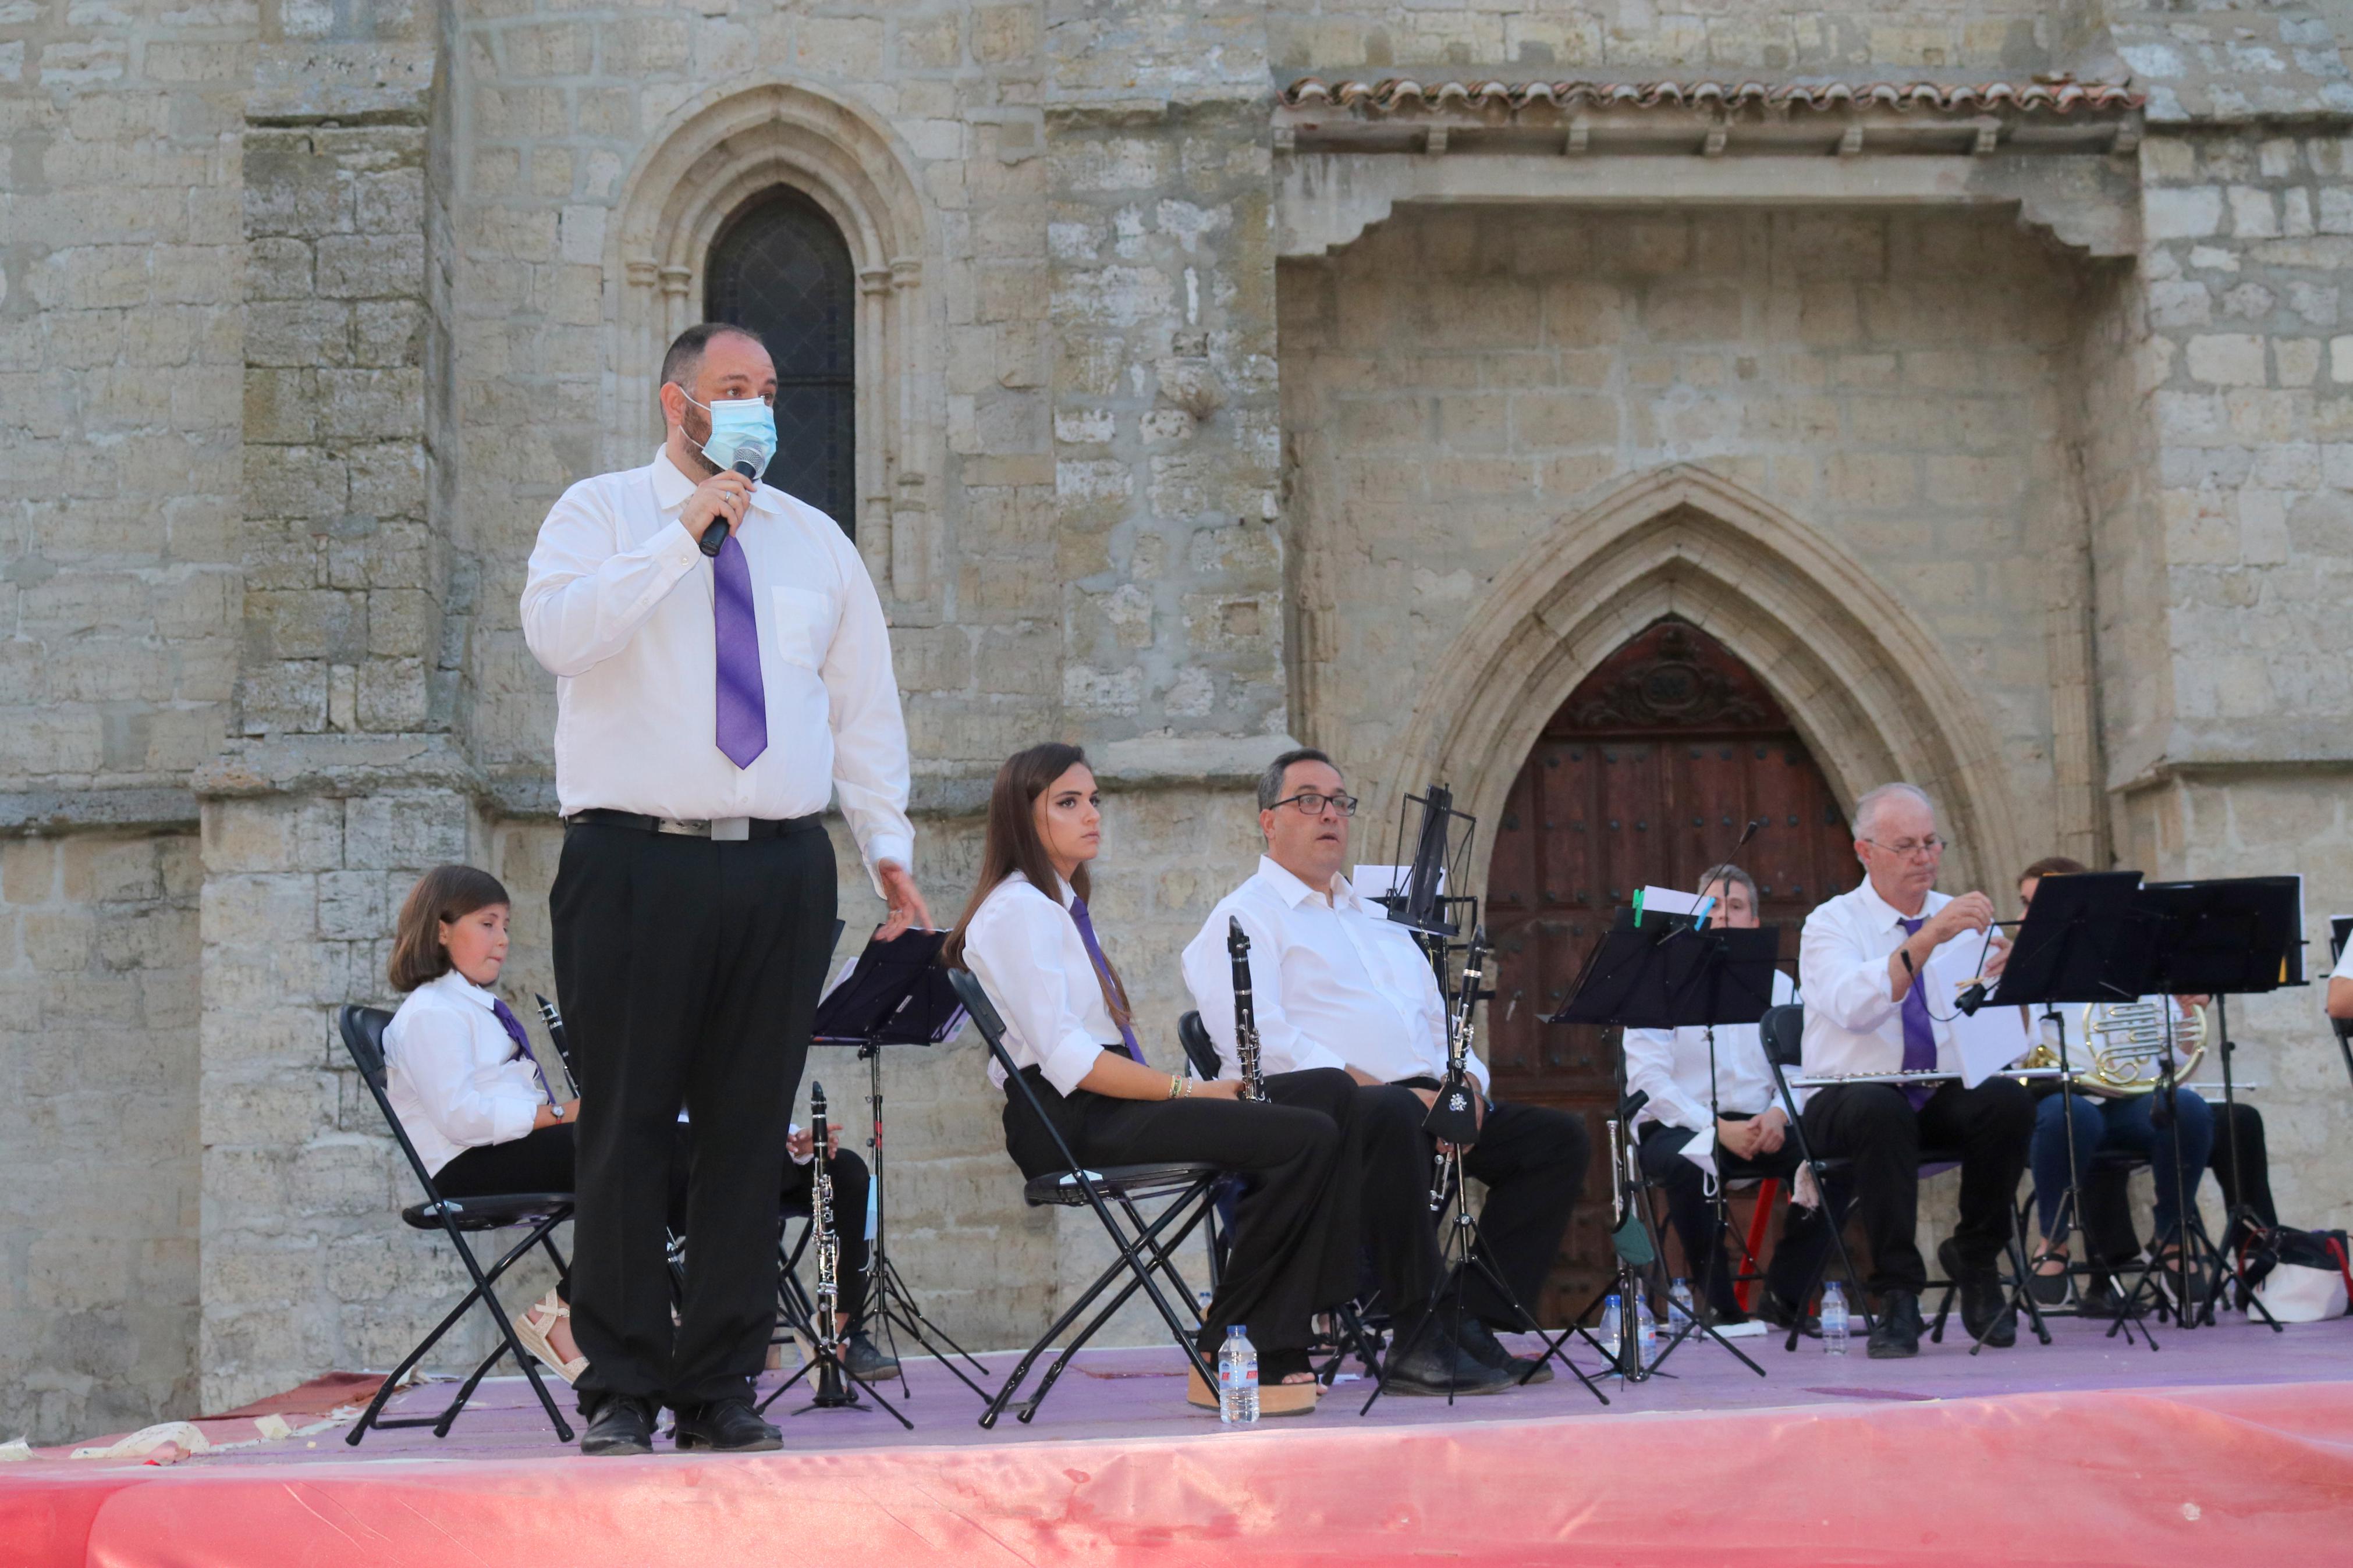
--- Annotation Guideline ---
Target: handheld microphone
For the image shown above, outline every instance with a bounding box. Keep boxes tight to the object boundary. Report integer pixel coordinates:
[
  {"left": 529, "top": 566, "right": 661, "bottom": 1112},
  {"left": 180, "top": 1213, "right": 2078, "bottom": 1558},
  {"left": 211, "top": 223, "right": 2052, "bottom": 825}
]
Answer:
[{"left": 697, "top": 443, "right": 766, "bottom": 558}]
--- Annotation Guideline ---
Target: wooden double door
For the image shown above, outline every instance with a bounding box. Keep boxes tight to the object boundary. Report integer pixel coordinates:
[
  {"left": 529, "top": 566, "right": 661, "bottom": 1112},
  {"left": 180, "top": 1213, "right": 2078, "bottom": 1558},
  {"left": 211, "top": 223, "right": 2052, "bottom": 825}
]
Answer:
[{"left": 1479, "top": 618, "right": 1858, "bottom": 1322}]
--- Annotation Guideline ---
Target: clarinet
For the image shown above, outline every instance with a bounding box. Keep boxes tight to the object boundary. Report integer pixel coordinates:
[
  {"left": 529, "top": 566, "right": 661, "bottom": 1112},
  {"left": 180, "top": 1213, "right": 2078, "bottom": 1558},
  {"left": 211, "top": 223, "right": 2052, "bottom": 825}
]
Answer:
[
  {"left": 534, "top": 993, "right": 574, "bottom": 1080},
  {"left": 809, "top": 1081, "right": 843, "bottom": 1359},
  {"left": 1227, "top": 916, "right": 1269, "bottom": 1102},
  {"left": 1426, "top": 927, "right": 1489, "bottom": 1208}
]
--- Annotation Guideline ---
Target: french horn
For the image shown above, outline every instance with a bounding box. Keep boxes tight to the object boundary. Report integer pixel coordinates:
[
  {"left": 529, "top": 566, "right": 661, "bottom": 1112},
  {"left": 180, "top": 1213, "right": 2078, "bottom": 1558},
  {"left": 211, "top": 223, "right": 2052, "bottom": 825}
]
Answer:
[{"left": 2021, "top": 997, "right": 2206, "bottom": 1096}]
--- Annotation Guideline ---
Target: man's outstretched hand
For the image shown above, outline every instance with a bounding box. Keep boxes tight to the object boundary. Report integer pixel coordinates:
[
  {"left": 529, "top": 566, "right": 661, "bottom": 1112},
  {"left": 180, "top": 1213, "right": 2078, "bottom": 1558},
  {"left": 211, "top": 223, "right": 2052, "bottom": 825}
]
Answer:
[{"left": 876, "top": 859, "right": 932, "bottom": 941}]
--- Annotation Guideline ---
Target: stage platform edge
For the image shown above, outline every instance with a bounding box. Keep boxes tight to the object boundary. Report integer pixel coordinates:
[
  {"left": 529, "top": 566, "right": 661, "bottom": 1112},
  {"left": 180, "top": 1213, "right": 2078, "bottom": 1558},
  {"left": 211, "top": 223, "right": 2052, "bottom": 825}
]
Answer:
[{"left": 8, "top": 1378, "right": 2353, "bottom": 1567}]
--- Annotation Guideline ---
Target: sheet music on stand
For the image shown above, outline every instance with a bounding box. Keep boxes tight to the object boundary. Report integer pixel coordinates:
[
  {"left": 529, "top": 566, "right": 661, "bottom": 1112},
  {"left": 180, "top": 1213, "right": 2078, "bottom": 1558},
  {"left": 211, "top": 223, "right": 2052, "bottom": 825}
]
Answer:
[{"left": 812, "top": 927, "right": 966, "bottom": 1047}]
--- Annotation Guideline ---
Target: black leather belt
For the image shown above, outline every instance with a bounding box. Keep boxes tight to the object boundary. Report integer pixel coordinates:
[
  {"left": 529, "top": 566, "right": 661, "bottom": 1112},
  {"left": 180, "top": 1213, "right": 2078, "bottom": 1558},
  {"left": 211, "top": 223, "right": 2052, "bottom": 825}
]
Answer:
[{"left": 565, "top": 808, "right": 822, "bottom": 840}]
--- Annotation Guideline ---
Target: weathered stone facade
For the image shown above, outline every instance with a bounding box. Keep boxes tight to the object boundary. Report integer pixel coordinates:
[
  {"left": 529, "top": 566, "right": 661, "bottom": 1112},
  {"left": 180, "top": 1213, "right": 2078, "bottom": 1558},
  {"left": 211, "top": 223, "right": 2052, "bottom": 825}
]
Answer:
[{"left": 5, "top": 0, "right": 2353, "bottom": 1439}]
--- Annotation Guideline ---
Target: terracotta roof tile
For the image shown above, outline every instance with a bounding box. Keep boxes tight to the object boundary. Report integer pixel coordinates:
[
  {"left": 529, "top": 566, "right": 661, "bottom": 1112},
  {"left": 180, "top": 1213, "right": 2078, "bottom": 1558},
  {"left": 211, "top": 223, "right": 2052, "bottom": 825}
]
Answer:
[{"left": 1280, "top": 78, "right": 2143, "bottom": 118}]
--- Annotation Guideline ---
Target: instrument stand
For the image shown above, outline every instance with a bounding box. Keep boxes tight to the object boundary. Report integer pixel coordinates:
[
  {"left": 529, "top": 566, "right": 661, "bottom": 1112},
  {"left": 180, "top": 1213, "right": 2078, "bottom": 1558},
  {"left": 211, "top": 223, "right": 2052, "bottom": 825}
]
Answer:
[
  {"left": 1550, "top": 908, "right": 1780, "bottom": 1382},
  {"left": 1984, "top": 872, "right": 2158, "bottom": 1352},
  {"left": 756, "top": 1154, "right": 916, "bottom": 1431},
  {"left": 1361, "top": 1138, "right": 1610, "bottom": 1413},
  {"left": 2203, "top": 994, "right": 2283, "bottom": 1330},
  {"left": 811, "top": 929, "right": 999, "bottom": 1404},
  {"left": 2128, "top": 878, "right": 2302, "bottom": 1335}
]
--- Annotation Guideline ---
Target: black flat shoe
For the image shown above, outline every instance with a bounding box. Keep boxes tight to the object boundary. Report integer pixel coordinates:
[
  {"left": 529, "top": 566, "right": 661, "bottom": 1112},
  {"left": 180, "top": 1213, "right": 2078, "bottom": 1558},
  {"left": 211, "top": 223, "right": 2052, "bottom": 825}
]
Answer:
[
  {"left": 1755, "top": 1289, "right": 1821, "bottom": 1338},
  {"left": 672, "top": 1399, "right": 782, "bottom": 1453},
  {"left": 1868, "top": 1290, "right": 1922, "bottom": 1359},
  {"left": 579, "top": 1393, "right": 656, "bottom": 1457},
  {"left": 1451, "top": 1315, "right": 1553, "bottom": 1384},
  {"left": 2026, "top": 1248, "right": 2074, "bottom": 1309},
  {"left": 1381, "top": 1324, "right": 1516, "bottom": 1395}
]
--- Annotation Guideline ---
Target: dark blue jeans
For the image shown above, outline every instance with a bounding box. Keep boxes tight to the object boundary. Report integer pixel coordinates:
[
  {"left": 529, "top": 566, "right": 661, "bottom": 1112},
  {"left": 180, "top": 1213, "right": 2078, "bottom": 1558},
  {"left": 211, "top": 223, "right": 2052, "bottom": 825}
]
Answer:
[{"left": 2031, "top": 1087, "right": 2212, "bottom": 1246}]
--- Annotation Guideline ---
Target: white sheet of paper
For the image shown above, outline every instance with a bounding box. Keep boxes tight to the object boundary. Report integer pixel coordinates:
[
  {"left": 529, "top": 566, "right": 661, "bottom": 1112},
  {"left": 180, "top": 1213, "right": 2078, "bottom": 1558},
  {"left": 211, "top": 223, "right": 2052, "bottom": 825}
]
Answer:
[
  {"left": 818, "top": 952, "right": 859, "bottom": 1001},
  {"left": 1951, "top": 1000, "right": 2032, "bottom": 1088},
  {"left": 1680, "top": 1125, "right": 1717, "bottom": 1180},
  {"left": 1638, "top": 884, "right": 1707, "bottom": 918}
]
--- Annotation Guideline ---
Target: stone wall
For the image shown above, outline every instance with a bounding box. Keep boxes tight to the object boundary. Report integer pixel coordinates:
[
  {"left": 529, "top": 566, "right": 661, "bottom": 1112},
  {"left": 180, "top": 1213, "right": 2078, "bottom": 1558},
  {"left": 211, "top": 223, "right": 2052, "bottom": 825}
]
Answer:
[
  {"left": 1279, "top": 204, "right": 2095, "bottom": 859},
  {"left": 0, "top": 834, "right": 201, "bottom": 1444}
]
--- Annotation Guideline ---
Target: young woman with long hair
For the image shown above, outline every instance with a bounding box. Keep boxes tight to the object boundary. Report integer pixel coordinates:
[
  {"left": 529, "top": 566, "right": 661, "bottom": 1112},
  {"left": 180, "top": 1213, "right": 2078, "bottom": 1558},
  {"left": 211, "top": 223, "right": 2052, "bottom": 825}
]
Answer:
[{"left": 946, "top": 742, "right": 1364, "bottom": 1414}]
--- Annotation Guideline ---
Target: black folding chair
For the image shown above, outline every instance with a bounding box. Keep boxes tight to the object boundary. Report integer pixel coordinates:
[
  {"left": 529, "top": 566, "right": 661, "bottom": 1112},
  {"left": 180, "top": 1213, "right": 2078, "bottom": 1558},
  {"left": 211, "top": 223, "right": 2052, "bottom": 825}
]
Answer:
[
  {"left": 337, "top": 1004, "right": 577, "bottom": 1445},
  {"left": 949, "top": 969, "right": 1225, "bottom": 1428}
]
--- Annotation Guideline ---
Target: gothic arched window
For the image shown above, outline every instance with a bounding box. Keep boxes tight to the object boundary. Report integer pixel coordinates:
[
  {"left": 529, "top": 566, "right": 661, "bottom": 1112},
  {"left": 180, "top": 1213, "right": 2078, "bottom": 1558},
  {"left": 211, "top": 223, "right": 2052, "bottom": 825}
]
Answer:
[{"left": 705, "top": 187, "right": 856, "bottom": 534}]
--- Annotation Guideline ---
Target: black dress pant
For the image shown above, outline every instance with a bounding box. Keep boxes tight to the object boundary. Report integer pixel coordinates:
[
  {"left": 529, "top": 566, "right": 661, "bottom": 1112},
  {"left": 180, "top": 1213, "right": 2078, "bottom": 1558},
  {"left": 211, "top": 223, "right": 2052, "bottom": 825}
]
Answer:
[
  {"left": 1395, "top": 1082, "right": 1589, "bottom": 1328},
  {"left": 2081, "top": 1097, "right": 2275, "bottom": 1261},
  {"left": 1637, "top": 1119, "right": 1827, "bottom": 1315},
  {"left": 552, "top": 817, "right": 836, "bottom": 1411},
  {"left": 434, "top": 1121, "right": 872, "bottom": 1325},
  {"left": 1801, "top": 1078, "right": 2034, "bottom": 1296},
  {"left": 1004, "top": 1065, "right": 1357, "bottom": 1354},
  {"left": 1331, "top": 1083, "right": 1446, "bottom": 1325}
]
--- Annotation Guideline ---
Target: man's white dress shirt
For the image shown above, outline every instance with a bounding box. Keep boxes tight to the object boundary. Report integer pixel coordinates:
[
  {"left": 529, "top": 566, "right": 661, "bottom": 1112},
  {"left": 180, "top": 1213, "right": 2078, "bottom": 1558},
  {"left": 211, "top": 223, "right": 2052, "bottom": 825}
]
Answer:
[
  {"left": 1797, "top": 879, "right": 1992, "bottom": 1105},
  {"left": 384, "top": 969, "right": 549, "bottom": 1176},
  {"left": 1181, "top": 856, "right": 1490, "bottom": 1092},
  {"left": 1623, "top": 969, "right": 1798, "bottom": 1133},
  {"left": 961, "top": 872, "right": 1130, "bottom": 1096},
  {"left": 520, "top": 449, "right": 913, "bottom": 884}
]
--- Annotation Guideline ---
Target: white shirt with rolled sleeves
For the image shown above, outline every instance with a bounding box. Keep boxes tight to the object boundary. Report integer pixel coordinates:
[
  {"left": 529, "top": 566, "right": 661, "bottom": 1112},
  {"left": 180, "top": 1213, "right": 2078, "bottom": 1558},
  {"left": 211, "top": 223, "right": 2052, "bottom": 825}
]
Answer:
[
  {"left": 1795, "top": 880, "right": 1990, "bottom": 1107},
  {"left": 520, "top": 448, "right": 914, "bottom": 890},
  {"left": 1623, "top": 969, "right": 1798, "bottom": 1134},
  {"left": 961, "top": 871, "right": 1129, "bottom": 1097},
  {"left": 1180, "top": 856, "right": 1489, "bottom": 1093},
  {"left": 384, "top": 969, "right": 550, "bottom": 1176}
]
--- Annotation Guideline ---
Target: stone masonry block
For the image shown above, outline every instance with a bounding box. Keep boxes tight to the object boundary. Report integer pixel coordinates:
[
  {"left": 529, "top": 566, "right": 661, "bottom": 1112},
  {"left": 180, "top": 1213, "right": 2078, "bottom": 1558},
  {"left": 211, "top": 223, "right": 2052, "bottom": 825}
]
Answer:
[
  {"left": 343, "top": 793, "right": 469, "bottom": 873},
  {"left": 249, "top": 297, "right": 357, "bottom": 370}
]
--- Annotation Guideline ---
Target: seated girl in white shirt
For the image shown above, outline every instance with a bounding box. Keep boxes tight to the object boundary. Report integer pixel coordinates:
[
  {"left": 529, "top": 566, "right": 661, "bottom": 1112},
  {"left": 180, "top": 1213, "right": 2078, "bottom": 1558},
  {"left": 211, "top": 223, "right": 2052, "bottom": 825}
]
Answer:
[
  {"left": 383, "top": 865, "right": 889, "bottom": 1387},
  {"left": 945, "top": 743, "right": 1362, "bottom": 1416}
]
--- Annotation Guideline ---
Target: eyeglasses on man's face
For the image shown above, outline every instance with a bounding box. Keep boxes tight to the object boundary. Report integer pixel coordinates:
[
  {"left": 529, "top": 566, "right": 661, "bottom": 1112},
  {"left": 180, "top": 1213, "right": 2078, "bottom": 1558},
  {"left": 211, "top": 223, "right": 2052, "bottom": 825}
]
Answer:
[
  {"left": 1862, "top": 835, "right": 1948, "bottom": 859},
  {"left": 1270, "top": 791, "right": 1358, "bottom": 818}
]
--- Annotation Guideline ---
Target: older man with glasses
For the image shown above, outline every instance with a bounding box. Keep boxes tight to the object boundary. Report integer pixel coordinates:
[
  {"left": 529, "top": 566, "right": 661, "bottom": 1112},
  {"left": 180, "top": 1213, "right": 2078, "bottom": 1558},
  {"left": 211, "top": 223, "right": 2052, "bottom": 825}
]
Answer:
[
  {"left": 1794, "top": 783, "right": 2033, "bottom": 1357},
  {"left": 1181, "top": 748, "right": 1588, "bottom": 1392}
]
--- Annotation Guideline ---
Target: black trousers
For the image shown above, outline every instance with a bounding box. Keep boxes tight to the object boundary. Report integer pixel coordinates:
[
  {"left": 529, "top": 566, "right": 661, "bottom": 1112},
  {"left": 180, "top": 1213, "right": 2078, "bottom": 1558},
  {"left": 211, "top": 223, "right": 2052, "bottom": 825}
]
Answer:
[
  {"left": 2081, "top": 1097, "right": 2276, "bottom": 1263},
  {"left": 1801, "top": 1078, "right": 2034, "bottom": 1296},
  {"left": 1004, "top": 1066, "right": 1358, "bottom": 1355},
  {"left": 552, "top": 817, "right": 836, "bottom": 1410},
  {"left": 434, "top": 1122, "right": 873, "bottom": 1325},
  {"left": 1329, "top": 1083, "right": 1445, "bottom": 1326},
  {"left": 1396, "top": 1082, "right": 1589, "bottom": 1328},
  {"left": 1637, "top": 1119, "right": 1827, "bottom": 1315}
]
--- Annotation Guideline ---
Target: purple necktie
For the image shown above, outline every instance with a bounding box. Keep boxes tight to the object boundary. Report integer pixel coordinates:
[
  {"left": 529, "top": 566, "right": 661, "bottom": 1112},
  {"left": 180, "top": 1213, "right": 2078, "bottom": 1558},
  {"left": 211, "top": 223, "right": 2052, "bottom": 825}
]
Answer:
[
  {"left": 711, "top": 532, "right": 768, "bottom": 769},
  {"left": 1068, "top": 894, "right": 1145, "bottom": 1064},
  {"left": 1897, "top": 916, "right": 1937, "bottom": 1109},
  {"left": 490, "top": 998, "right": 556, "bottom": 1105}
]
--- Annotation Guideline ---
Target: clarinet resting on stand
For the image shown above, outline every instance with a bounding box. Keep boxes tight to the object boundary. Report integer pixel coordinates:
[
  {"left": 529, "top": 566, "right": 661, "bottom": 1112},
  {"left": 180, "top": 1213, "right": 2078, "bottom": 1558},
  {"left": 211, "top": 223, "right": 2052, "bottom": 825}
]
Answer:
[
  {"left": 807, "top": 1082, "right": 851, "bottom": 1408},
  {"left": 1227, "top": 917, "right": 1269, "bottom": 1102},
  {"left": 1425, "top": 928, "right": 1487, "bottom": 1207}
]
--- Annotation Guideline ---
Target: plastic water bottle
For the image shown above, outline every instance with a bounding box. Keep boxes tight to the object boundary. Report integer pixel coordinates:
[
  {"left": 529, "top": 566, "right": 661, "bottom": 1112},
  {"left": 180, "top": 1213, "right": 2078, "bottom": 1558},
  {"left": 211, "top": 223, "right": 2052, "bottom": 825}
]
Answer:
[
  {"left": 1634, "top": 1285, "right": 1659, "bottom": 1367},
  {"left": 1821, "top": 1282, "right": 1850, "bottom": 1356},
  {"left": 1218, "top": 1324, "right": 1259, "bottom": 1424},
  {"left": 1668, "top": 1277, "right": 1695, "bottom": 1335},
  {"left": 1597, "top": 1293, "right": 1623, "bottom": 1364}
]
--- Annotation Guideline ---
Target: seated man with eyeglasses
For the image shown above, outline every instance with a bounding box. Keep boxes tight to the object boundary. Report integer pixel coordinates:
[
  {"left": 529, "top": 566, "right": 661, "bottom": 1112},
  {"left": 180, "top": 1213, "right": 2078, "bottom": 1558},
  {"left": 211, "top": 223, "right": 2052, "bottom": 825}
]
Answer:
[
  {"left": 1795, "top": 783, "right": 2033, "bottom": 1358},
  {"left": 1182, "top": 748, "right": 1589, "bottom": 1393}
]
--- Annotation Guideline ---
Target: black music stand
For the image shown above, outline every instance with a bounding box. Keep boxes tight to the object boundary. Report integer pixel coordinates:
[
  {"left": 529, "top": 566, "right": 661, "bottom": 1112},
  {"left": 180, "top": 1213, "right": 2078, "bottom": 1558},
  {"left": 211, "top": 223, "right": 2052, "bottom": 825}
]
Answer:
[
  {"left": 2134, "top": 877, "right": 2301, "bottom": 1332},
  {"left": 1552, "top": 909, "right": 1779, "bottom": 1380},
  {"left": 1983, "top": 871, "right": 2156, "bottom": 1349},
  {"left": 810, "top": 927, "right": 997, "bottom": 1400}
]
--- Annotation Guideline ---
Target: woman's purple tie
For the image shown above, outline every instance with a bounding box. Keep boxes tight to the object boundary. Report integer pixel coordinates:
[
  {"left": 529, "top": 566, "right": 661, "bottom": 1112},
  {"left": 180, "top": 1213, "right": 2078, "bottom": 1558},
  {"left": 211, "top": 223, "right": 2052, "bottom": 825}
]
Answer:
[
  {"left": 1068, "top": 894, "right": 1146, "bottom": 1064},
  {"left": 490, "top": 997, "right": 556, "bottom": 1105},
  {"left": 711, "top": 532, "right": 768, "bottom": 769}
]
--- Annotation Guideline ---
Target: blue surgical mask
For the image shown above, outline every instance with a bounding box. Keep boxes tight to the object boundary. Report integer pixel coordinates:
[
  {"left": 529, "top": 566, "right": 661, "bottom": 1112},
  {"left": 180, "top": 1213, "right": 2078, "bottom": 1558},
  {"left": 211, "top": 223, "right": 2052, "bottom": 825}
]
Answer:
[{"left": 686, "top": 394, "right": 777, "bottom": 475}]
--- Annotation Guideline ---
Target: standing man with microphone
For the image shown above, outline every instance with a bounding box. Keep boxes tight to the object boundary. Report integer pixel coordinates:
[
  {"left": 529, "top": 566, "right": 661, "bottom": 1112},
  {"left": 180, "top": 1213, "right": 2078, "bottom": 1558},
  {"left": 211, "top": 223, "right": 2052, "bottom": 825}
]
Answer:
[{"left": 523, "top": 322, "right": 927, "bottom": 1456}]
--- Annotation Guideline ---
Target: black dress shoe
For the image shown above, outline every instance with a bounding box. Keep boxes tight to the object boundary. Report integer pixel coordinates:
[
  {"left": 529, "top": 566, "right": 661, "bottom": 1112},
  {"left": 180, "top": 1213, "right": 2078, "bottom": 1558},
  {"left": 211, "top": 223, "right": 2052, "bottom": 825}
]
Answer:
[
  {"left": 843, "top": 1330, "right": 900, "bottom": 1384},
  {"left": 672, "top": 1399, "right": 782, "bottom": 1453},
  {"left": 1382, "top": 1323, "right": 1516, "bottom": 1395},
  {"left": 579, "top": 1393, "right": 657, "bottom": 1457},
  {"left": 1450, "top": 1315, "right": 1553, "bottom": 1384},
  {"left": 1941, "top": 1239, "right": 2016, "bottom": 1347},
  {"left": 1867, "top": 1290, "right": 1922, "bottom": 1359}
]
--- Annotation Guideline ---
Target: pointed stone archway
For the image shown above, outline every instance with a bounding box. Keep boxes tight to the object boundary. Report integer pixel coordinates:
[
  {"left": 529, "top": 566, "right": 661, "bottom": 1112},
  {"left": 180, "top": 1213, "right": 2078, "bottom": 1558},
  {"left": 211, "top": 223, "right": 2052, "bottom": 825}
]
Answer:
[{"left": 1374, "top": 464, "right": 2025, "bottom": 903}]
